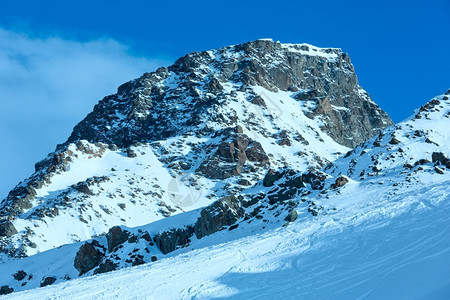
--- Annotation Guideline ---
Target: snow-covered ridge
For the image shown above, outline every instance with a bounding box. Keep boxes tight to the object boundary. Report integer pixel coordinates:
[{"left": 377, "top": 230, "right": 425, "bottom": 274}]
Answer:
[
  {"left": 280, "top": 42, "right": 341, "bottom": 59},
  {"left": 327, "top": 90, "right": 450, "bottom": 180},
  {"left": 227, "top": 38, "right": 342, "bottom": 60}
]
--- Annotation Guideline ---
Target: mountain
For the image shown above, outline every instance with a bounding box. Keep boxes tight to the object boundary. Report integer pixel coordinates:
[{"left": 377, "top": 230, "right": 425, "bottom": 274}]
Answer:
[
  {"left": 0, "top": 38, "right": 428, "bottom": 297},
  {"left": 1, "top": 88, "right": 449, "bottom": 298},
  {"left": 0, "top": 39, "right": 392, "bottom": 260},
  {"left": 64, "top": 38, "right": 391, "bottom": 149}
]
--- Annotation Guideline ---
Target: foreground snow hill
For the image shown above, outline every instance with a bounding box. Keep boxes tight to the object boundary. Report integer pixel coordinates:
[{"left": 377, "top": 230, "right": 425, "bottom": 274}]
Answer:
[
  {"left": 4, "top": 182, "right": 450, "bottom": 299},
  {"left": 2, "top": 91, "right": 449, "bottom": 299}
]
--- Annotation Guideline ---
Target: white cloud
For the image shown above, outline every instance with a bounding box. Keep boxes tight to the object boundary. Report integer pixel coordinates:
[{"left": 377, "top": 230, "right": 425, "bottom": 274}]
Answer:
[{"left": 0, "top": 28, "right": 172, "bottom": 199}]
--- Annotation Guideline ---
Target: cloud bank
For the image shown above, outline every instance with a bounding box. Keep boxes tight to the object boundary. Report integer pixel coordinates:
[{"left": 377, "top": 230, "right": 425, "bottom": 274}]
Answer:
[{"left": 0, "top": 28, "right": 171, "bottom": 199}]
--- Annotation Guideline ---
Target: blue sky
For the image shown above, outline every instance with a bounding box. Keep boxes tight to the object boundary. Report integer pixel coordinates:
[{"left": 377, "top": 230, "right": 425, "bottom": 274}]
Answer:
[{"left": 0, "top": 0, "right": 449, "bottom": 199}]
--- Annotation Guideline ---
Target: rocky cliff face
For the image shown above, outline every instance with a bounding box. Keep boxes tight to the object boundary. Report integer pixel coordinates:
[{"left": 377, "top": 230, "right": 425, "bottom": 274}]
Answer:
[
  {"left": 64, "top": 39, "right": 391, "bottom": 149},
  {"left": 0, "top": 39, "right": 393, "bottom": 266}
]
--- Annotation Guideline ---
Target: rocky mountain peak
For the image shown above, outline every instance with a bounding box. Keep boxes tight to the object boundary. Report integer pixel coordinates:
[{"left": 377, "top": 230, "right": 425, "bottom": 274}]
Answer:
[{"left": 63, "top": 39, "right": 392, "bottom": 150}]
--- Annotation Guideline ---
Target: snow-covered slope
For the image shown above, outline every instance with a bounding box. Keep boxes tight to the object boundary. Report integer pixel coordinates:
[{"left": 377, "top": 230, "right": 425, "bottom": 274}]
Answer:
[
  {"left": 4, "top": 184, "right": 449, "bottom": 299},
  {"left": 2, "top": 92, "right": 449, "bottom": 299},
  {"left": 0, "top": 39, "right": 392, "bottom": 264},
  {"left": 0, "top": 85, "right": 447, "bottom": 297},
  {"left": 326, "top": 90, "right": 450, "bottom": 181}
]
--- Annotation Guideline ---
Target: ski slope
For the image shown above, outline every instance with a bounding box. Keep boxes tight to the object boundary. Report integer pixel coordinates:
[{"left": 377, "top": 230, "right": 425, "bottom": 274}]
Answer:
[{"left": 4, "top": 172, "right": 449, "bottom": 299}]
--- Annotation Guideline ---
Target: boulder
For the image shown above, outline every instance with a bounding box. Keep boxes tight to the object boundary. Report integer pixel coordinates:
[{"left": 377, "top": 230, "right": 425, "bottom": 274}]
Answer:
[
  {"left": 75, "top": 182, "right": 93, "bottom": 195},
  {"left": 414, "top": 159, "right": 430, "bottom": 166},
  {"left": 94, "top": 259, "right": 117, "bottom": 275},
  {"left": 13, "top": 270, "right": 27, "bottom": 281},
  {"left": 403, "top": 163, "right": 413, "bottom": 169},
  {"left": 331, "top": 176, "right": 349, "bottom": 188},
  {"left": 302, "top": 171, "right": 327, "bottom": 190},
  {"left": 264, "top": 170, "right": 320, "bottom": 204},
  {"left": 106, "top": 226, "right": 129, "bottom": 252},
  {"left": 264, "top": 169, "right": 326, "bottom": 190},
  {"left": 140, "top": 231, "right": 152, "bottom": 242},
  {"left": 126, "top": 148, "right": 137, "bottom": 158},
  {"left": 40, "top": 276, "right": 56, "bottom": 287},
  {"left": 284, "top": 210, "right": 298, "bottom": 223},
  {"left": 389, "top": 137, "right": 400, "bottom": 145},
  {"left": 194, "top": 196, "right": 245, "bottom": 239},
  {"left": 263, "top": 169, "right": 283, "bottom": 187},
  {"left": 266, "top": 169, "right": 327, "bottom": 204},
  {"left": 132, "top": 255, "right": 145, "bottom": 266},
  {"left": 435, "top": 166, "right": 445, "bottom": 174},
  {"left": 432, "top": 152, "right": 450, "bottom": 168},
  {"left": 74, "top": 242, "right": 104, "bottom": 275},
  {"left": 0, "top": 285, "right": 13, "bottom": 295},
  {"left": 127, "top": 234, "right": 138, "bottom": 243},
  {"left": 246, "top": 142, "right": 269, "bottom": 166},
  {"left": 281, "top": 173, "right": 306, "bottom": 189},
  {"left": 237, "top": 179, "right": 252, "bottom": 186},
  {"left": 425, "top": 138, "right": 435, "bottom": 144},
  {"left": 108, "top": 144, "right": 118, "bottom": 151},
  {"left": 153, "top": 226, "right": 194, "bottom": 255},
  {"left": 250, "top": 95, "right": 266, "bottom": 107},
  {"left": 268, "top": 187, "right": 298, "bottom": 204},
  {"left": 0, "top": 221, "right": 18, "bottom": 237}
]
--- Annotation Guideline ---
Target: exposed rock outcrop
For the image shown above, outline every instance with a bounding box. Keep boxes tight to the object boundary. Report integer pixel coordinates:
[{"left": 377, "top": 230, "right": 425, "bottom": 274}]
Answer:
[
  {"left": 40, "top": 276, "right": 56, "bottom": 287},
  {"left": 154, "top": 196, "right": 245, "bottom": 254},
  {"left": 432, "top": 152, "right": 450, "bottom": 168},
  {"left": 0, "top": 285, "right": 13, "bottom": 295},
  {"left": 94, "top": 260, "right": 117, "bottom": 275},
  {"left": 263, "top": 169, "right": 284, "bottom": 187},
  {"left": 198, "top": 131, "right": 269, "bottom": 179},
  {"left": 331, "top": 176, "right": 349, "bottom": 189},
  {"left": 0, "top": 222, "right": 18, "bottom": 237},
  {"left": 194, "top": 196, "right": 245, "bottom": 239},
  {"left": 284, "top": 210, "right": 298, "bottom": 223},
  {"left": 12, "top": 270, "right": 27, "bottom": 281},
  {"left": 74, "top": 242, "right": 105, "bottom": 275},
  {"left": 264, "top": 169, "right": 328, "bottom": 204},
  {"left": 106, "top": 226, "right": 129, "bottom": 252},
  {"left": 153, "top": 226, "right": 194, "bottom": 255}
]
